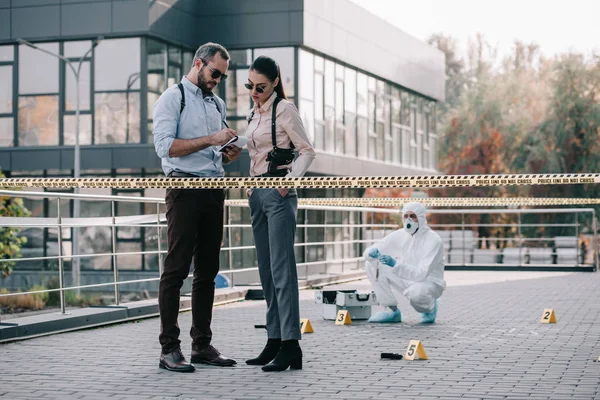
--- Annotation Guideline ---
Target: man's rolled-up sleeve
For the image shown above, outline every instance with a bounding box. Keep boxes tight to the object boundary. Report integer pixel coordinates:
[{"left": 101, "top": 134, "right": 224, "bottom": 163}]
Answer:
[{"left": 153, "top": 89, "right": 179, "bottom": 159}]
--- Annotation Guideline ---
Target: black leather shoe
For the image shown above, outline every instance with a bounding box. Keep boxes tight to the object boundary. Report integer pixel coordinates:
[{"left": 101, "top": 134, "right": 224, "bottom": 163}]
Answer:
[
  {"left": 191, "top": 344, "right": 236, "bottom": 367},
  {"left": 246, "top": 338, "right": 281, "bottom": 366},
  {"left": 159, "top": 348, "right": 195, "bottom": 372},
  {"left": 262, "top": 340, "right": 302, "bottom": 372}
]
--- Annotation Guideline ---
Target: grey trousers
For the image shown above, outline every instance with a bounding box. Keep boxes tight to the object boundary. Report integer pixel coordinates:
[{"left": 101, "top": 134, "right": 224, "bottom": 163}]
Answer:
[{"left": 249, "top": 188, "right": 301, "bottom": 341}]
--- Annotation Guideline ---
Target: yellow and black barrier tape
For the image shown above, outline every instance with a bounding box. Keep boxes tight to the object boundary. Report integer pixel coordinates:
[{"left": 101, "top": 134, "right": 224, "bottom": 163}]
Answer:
[
  {"left": 225, "top": 197, "right": 600, "bottom": 208},
  {"left": 0, "top": 173, "right": 598, "bottom": 190}
]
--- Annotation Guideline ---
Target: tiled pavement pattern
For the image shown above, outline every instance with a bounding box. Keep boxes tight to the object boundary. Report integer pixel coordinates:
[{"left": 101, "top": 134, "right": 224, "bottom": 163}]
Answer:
[{"left": 1, "top": 272, "right": 599, "bottom": 400}]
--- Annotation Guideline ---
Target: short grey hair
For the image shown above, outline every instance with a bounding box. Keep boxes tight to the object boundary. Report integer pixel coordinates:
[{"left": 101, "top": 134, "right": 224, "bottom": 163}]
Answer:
[{"left": 193, "top": 42, "right": 230, "bottom": 66}]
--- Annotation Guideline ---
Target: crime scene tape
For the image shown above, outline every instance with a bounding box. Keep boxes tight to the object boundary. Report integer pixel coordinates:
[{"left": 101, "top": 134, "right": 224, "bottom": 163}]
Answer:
[
  {"left": 0, "top": 173, "right": 598, "bottom": 190},
  {"left": 226, "top": 197, "right": 600, "bottom": 208}
]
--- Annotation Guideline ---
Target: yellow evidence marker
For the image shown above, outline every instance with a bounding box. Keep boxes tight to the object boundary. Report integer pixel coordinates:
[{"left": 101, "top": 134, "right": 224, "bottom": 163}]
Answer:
[
  {"left": 335, "top": 310, "right": 352, "bottom": 325},
  {"left": 404, "top": 340, "right": 428, "bottom": 361},
  {"left": 300, "top": 318, "right": 314, "bottom": 333},
  {"left": 540, "top": 309, "right": 557, "bottom": 323}
]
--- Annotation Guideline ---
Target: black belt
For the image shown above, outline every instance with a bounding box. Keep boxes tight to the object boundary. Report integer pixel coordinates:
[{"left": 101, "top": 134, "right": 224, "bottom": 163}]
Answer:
[
  {"left": 256, "top": 170, "right": 289, "bottom": 178},
  {"left": 168, "top": 171, "right": 198, "bottom": 178}
]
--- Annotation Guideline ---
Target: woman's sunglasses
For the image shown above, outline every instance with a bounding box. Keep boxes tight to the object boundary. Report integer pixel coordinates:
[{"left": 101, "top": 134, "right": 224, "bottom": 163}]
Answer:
[
  {"left": 202, "top": 60, "right": 228, "bottom": 81},
  {"left": 244, "top": 83, "right": 265, "bottom": 93}
]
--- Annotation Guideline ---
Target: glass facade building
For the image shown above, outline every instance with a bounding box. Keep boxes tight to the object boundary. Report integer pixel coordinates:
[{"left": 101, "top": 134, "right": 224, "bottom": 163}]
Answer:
[{"left": 0, "top": 0, "right": 445, "bottom": 273}]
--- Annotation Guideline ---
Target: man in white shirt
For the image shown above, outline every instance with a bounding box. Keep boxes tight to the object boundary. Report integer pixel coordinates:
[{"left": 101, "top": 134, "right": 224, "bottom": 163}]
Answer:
[{"left": 363, "top": 202, "right": 446, "bottom": 323}]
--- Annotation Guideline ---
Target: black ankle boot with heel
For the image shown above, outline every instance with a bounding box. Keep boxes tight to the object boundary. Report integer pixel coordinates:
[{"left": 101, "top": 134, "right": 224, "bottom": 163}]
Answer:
[
  {"left": 246, "top": 338, "right": 281, "bottom": 366},
  {"left": 262, "top": 340, "right": 302, "bottom": 372}
]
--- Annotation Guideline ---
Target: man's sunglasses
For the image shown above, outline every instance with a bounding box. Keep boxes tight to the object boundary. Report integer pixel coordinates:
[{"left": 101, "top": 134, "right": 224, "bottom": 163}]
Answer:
[
  {"left": 202, "top": 60, "right": 227, "bottom": 81},
  {"left": 244, "top": 83, "right": 265, "bottom": 93}
]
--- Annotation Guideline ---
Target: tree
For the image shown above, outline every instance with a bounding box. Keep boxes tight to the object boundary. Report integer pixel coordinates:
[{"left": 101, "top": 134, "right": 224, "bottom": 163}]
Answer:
[
  {"left": 519, "top": 53, "right": 600, "bottom": 234},
  {"left": 0, "top": 172, "right": 31, "bottom": 278}
]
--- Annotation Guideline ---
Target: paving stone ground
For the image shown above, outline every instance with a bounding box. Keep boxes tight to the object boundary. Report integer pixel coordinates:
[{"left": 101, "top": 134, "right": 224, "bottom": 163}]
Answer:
[{"left": 1, "top": 271, "right": 599, "bottom": 400}]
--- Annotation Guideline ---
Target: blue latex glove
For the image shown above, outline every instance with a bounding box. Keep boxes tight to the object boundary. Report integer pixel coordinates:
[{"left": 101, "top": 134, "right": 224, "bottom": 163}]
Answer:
[
  {"left": 368, "top": 248, "right": 380, "bottom": 259},
  {"left": 378, "top": 254, "right": 396, "bottom": 267}
]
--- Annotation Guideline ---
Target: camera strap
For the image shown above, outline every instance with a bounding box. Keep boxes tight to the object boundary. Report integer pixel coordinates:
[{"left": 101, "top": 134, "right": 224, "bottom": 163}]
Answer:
[{"left": 271, "top": 97, "right": 283, "bottom": 148}]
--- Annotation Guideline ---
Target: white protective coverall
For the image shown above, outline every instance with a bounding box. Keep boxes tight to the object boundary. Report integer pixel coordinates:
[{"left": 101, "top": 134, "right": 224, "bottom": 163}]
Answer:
[{"left": 363, "top": 202, "right": 446, "bottom": 313}]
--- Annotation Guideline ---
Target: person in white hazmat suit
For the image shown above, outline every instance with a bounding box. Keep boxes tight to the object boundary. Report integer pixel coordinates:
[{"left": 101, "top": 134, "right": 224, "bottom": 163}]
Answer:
[{"left": 363, "top": 202, "right": 445, "bottom": 323}]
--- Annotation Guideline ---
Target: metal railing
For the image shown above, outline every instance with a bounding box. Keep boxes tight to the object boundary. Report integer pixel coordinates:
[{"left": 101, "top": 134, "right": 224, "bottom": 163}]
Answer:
[
  {"left": 0, "top": 190, "right": 393, "bottom": 315},
  {"left": 0, "top": 189, "right": 598, "bottom": 318}
]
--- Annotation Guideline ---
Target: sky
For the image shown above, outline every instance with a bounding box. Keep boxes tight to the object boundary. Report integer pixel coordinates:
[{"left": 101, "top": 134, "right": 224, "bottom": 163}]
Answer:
[{"left": 350, "top": 0, "right": 600, "bottom": 59}]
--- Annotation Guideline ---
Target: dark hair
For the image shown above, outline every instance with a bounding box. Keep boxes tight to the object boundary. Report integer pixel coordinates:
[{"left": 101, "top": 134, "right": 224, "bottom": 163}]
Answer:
[
  {"left": 193, "top": 42, "right": 230, "bottom": 66},
  {"left": 250, "top": 55, "right": 287, "bottom": 99}
]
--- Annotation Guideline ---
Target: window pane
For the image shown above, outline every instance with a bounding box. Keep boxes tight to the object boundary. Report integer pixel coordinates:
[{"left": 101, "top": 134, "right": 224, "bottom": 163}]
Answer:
[
  {"left": 314, "top": 55, "right": 324, "bottom": 72},
  {"left": 18, "top": 96, "right": 59, "bottom": 146},
  {"left": 368, "top": 92, "right": 375, "bottom": 129},
  {"left": 368, "top": 76, "right": 376, "bottom": 91},
  {"left": 369, "top": 136, "right": 377, "bottom": 159},
  {"left": 344, "top": 112, "right": 356, "bottom": 156},
  {"left": 167, "top": 65, "right": 181, "bottom": 88},
  {"left": 336, "top": 64, "right": 344, "bottom": 80},
  {"left": 324, "top": 60, "right": 334, "bottom": 107},
  {"left": 19, "top": 43, "right": 59, "bottom": 94},
  {"left": 229, "top": 49, "right": 251, "bottom": 66},
  {"left": 0, "top": 45, "right": 13, "bottom": 62},
  {"left": 357, "top": 117, "right": 367, "bottom": 158},
  {"left": 95, "top": 92, "right": 140, "bottom": 144},
  {"left": 345, "top": 68, "right": 356, "bottom": 114},
  {"left": 226, "top": 68, "right": 250, "bottom": 117},
  {"left": 148, "top": 72, "right": 166, "bottom": 94},
  {"left": 148, "top": 39, "right": 166, "bottom": 93},
  {"left": 430, "top": 103, "right": 437, "bottom": 135},
  {"left": 425, "top": 111, "right": 430, "bottom": 144},
  {"left": 299, "top": 99, "right": 314, "bottom": 143},
  {"left": 183, "top": 51, "right": 194, "bottom": 70},
  {"left": 63, "top": 114, "right": 92, "bottom": 145},
  {"left": 95, "top": 38, "right": 140, "bottom": 91},
  {"left": 65, "top": 61, "right": 90, "bottom": 111},
  {"left": 392, "top": 95, "right": 401, "bottom": 125},
  {"left": 416, "top": 100, "right": 423, "bottom": 131},
  {"left": 403, "top": 128, "right": 411, "bottom": 164},
  {"left": 147, "top": 92, "right": 160, "bottom": 121},
  {"left": 0, "top": 66, "right": 12, "bottom": 113},
  {"left": 299, "top": 49, "right": 313, "bottom": 101},
  {"left": 314, "top": 121, "right": 324, "bottom": 150},
  {"left": 253, "top": 47, "right": 295, "bottom": 97},
  {"left": 393, "top": 126, "right": 401, "bottom": 164},
  {"left": 168, "top": 46, "right": 181, "bottom": 64},
  {"left": 401, "top": 91, "right": 411, "bottom": 125},
  {"left": 325, "top": 106, "right": 334, "bottom": 153},
  {"left": 335, "top": 80, "right": 343, "bottom": 121},
  {"left": 357, "top": 73, "right": 367, "bottom": 116},
  {"left": 147, "top": 91, "right": 160, "bottom": 142},
  {"left": 64, "top": 41, "right": 92, "bottom": 58},
  {"left": 314, "top": 73, "right": 323, "bottom": 120},
  {"left": 335, "top": 123, "right": 344, "bottom": 154},
  {"left": 148, "top": 39, "right": 166, "bottom": 68},
  {"left": 412, "top": 107, "right": 417, "bottom": 140},
  {"left": 236, "top": 69, "right": 250, "bottom": 116},
  {"left": 0, "top": 118, "right": 14, "bottom": 147}
]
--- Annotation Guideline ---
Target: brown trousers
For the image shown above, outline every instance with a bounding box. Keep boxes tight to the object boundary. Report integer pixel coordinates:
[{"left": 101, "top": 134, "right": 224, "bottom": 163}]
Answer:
[{"left": 158, "top": 188, "right": 225, "bottom": 353}]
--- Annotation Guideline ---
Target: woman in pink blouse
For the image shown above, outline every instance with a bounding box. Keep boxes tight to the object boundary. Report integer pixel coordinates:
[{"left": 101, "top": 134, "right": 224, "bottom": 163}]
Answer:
[{"left": 244, "top": 56, "right": 316, "bottom": 372}]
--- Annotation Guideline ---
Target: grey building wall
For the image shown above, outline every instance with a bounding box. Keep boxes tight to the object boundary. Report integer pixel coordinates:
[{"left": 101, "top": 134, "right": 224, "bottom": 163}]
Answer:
[
  {"left": 150, "top": 0, "right": 305, "bottom": 50},
  {"left": 303, "top": 0, "right": 445, "bottom": 101},
  {"left": 309, "top": 151, "right": 436, "bottom": 177},
  {"left": 0, "top": 0, "right": 149, "bottom": 43}
]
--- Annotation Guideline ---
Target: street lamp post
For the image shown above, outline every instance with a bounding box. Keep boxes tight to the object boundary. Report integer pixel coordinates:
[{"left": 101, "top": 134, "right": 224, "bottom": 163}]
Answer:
[{"left": 18, "top": 37, "right": 102, "bottom": 294}]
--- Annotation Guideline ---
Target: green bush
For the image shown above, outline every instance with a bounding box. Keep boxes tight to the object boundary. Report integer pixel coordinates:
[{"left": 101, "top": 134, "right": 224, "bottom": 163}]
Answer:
[{"left": 0, "top": 171, "right": 31, "bottom": 279}]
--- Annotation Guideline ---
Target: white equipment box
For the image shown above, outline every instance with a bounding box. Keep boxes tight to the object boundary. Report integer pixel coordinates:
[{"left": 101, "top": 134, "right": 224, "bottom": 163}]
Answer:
[{"left": 315, "top": 290, "right": 378, "bottom": 320}]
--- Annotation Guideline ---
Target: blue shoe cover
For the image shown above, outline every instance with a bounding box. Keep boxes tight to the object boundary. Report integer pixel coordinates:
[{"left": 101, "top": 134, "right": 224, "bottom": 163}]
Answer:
[
  {"left": 368, "top": 309, "right": 401, "bottom": 323},
  {"left": 420, "top": 300, "right": 438, "bottom": 324}
]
